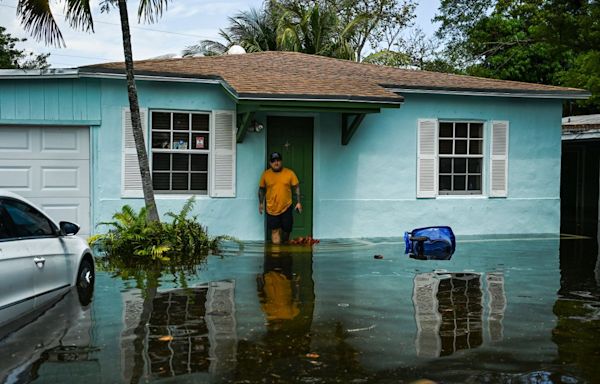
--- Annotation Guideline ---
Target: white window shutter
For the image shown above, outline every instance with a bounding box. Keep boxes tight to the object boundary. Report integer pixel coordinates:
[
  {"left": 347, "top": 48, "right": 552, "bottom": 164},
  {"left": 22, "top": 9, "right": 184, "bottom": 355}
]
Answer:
[
  {"left": 210, "top": 110, "right": 236, "bottom": 197},
  {"left": 490, "top": 120, "right": 509, "bottom": 197},
  {"left": 417, "top": 119, "right": 438, "bottom": 198},
  {"left": 121, "top": 107, "right": 148, "bottom": 198}
]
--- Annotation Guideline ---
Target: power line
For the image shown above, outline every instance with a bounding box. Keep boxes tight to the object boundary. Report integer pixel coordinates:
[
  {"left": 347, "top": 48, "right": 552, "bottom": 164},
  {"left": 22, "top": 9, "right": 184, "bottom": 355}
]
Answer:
[{"left": 0, "top": 3, "right": 214, "bottom": 40}]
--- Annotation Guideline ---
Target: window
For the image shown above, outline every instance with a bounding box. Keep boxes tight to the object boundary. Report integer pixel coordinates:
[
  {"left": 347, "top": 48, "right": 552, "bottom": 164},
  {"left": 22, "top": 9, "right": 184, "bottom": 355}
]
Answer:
[
  {"left": 438, "top": 122, "right": 483, "bottom": 195},
  {"left": 2, "top": 199, "right": 56, "bottom": 238},
  {"left": 0, "top": 204, "right": 12, "bottom": 240},
  {"left": 151, "top": 111, "right": 210, "bottom": 193}
]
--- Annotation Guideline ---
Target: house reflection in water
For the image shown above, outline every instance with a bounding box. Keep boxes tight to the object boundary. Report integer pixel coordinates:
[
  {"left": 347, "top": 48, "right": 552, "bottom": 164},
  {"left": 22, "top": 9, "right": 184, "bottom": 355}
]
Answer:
[
  {"left": 413, "top": 272, "right": 506, "bottom": 357},
  {"left": 120, "top": 280, "right": 237, "bottom": 382}
]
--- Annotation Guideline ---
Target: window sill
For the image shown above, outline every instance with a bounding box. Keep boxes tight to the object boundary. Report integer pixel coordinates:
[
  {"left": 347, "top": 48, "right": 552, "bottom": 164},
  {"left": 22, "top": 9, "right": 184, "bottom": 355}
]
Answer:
[
  {"left": 435, "top": 195, "right": 488, "bottom": 199},
  {"left": 156, "top": 194, "right": 210, "bottom": 200}
]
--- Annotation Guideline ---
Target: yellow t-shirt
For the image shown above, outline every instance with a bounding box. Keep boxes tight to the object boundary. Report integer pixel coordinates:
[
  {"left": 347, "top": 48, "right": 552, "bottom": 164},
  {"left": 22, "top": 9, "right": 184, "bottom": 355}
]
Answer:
[{"left": 259, "top": 168, "right": 299, "bottom": 215}]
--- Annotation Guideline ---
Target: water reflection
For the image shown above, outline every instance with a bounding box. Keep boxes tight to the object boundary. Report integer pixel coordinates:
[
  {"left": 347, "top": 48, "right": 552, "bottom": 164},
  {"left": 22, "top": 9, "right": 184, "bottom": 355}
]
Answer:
[
  {"left": 413, "top": 271, "right": 505, "bottom": 357},
  {"left": 121, "top": 280, "right": 237, "bottom": 382},
  {"left": 487, "top": 272, "right": 507, "bottom": 342},
  {"left": 552, "top": 238, "right": 600, "bottom": 380},
  {"left": 8, "top": 237, "right": 600, "bottom": 383},
  {"left": 257, "top": 252, "right": 301, "bottom": 322},
  {"left": 257, "top": 250, "right": 314, "bottom": 327},
  {"left": 234, "top": 248, "right": 317, "bottom": 382},
  {"left": 0, "top": 288, "right": 95, "bottom": 383}
]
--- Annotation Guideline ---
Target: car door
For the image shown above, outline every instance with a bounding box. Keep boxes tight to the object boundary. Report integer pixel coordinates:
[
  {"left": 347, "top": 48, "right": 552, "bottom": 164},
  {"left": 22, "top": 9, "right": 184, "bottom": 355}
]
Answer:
[
  {"left": 1, "top": 198, "right": 70, "bottom": 307},
  {"left": 0, "top": 200, "right": 36, "bottom": 329}
]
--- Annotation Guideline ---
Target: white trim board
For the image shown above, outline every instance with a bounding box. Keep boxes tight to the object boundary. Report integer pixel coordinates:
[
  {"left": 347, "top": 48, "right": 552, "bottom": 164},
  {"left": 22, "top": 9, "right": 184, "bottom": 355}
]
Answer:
[{"left": 388, "top": 87, "right": 590, "bottom": 100}]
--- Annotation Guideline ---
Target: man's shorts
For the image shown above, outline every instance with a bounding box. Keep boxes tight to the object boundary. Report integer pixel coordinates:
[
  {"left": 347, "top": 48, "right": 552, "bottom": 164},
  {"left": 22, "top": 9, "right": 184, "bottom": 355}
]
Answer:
[{"left": 266, "top": 205, "right": 294, "bottom": 233}]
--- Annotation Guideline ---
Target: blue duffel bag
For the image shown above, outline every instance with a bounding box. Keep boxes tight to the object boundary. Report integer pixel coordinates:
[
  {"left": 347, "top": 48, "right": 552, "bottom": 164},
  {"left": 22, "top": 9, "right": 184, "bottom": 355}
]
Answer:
[{"left": 404, "top": 226, "right": 456, "bottom": 260}]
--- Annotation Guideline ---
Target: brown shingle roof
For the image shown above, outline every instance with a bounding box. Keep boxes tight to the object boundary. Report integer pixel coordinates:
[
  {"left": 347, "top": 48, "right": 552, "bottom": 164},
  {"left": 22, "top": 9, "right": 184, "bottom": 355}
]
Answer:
[{"left": 80, "top": 51, "right": 589, "bottom": 103}]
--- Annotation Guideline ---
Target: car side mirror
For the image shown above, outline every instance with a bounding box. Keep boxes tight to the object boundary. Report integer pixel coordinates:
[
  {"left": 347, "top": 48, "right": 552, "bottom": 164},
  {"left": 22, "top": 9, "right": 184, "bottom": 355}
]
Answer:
[{"left": 59, "top": 221, "right": 80, "bottom": 236}]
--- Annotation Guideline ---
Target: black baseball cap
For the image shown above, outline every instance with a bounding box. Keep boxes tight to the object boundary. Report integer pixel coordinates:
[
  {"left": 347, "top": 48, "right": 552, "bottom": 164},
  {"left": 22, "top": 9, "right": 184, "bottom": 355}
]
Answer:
[{"left": 270, "top": 152, "right": 282, "bottom": 162}]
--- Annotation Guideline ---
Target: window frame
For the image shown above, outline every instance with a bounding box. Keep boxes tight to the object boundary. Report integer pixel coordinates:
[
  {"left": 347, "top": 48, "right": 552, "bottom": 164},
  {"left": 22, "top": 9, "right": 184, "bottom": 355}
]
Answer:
[
  {"left": 149, "top": 109, "right": 212, "bottom": 195},
  {"left": 0, "top": 197, "right": 59, "bottom": 242},
  {"left": 437, "top": 120, "right": 485, "bottom": 196}
]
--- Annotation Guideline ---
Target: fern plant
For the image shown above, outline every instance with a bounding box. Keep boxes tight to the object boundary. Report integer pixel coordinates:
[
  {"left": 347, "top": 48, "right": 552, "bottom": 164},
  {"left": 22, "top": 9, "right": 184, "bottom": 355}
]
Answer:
[{"left": 90, "top": 197, "right": 233, "bottom": 266}]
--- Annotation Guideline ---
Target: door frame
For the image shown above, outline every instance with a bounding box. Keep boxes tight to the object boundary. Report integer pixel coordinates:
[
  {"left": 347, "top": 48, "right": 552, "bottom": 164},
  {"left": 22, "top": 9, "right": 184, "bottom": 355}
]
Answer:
[{"left": 264, "top": 112, "right": 317, "bottom": 240}]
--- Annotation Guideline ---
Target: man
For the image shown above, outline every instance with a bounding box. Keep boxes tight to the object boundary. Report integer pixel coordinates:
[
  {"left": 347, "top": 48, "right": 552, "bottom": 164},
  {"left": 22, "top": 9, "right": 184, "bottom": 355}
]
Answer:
[{"left": 258, "top": 152, "right": 302, "bottom": 244}]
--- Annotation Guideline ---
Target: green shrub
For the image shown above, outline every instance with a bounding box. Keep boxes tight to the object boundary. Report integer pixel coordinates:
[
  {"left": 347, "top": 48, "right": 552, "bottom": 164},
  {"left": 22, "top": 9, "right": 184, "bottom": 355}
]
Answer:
[{"left": 89, "top": 197, "right": 233, "bottom": 265}]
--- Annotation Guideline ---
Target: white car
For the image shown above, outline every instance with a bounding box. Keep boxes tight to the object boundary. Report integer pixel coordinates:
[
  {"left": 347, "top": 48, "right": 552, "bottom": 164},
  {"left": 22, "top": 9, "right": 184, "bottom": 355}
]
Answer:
[{"left": 0, "top": 190, "right": 94, "bottom": 334}]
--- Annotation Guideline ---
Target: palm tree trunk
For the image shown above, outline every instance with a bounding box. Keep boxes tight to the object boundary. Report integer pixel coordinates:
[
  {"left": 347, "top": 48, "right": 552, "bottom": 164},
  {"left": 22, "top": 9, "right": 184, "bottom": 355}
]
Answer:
[{"left": 117, "top": 0, "right": 160, "bottom": 223}]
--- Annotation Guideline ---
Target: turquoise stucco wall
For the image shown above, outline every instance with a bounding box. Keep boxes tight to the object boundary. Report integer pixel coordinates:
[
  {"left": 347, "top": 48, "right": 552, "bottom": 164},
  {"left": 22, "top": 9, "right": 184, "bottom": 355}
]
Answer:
[
  {"left": 91, "top": 79, "right": 267, "bottom": 239},
  {"left": 313, "top": 94, "right": 563, "bottom": 238}
]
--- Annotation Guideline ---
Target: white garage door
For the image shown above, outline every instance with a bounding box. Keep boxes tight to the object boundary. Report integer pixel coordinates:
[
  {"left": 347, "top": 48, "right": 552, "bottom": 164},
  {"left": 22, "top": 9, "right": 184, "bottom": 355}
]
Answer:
[{"left": 0, "top": 126, "right": 90, "bottom": 235}]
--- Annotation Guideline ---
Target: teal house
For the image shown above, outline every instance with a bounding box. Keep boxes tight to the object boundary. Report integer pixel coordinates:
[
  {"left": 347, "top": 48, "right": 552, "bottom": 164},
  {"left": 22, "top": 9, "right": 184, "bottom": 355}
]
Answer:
[{"left": 0, "top": 52, "right": 589, "bottom": 239}]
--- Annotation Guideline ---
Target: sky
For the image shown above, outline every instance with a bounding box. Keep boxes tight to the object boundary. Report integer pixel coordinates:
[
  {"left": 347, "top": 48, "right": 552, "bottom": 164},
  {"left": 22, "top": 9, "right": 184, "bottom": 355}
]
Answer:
[{"left": 0, "top": 0, "right": 441, "bottom": 68}]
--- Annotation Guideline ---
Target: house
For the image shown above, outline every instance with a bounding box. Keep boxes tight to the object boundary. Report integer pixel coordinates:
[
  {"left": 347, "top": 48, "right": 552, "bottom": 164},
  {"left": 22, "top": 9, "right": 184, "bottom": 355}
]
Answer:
[
  {"left": 561, "top": 114, "right": 600, "bottom": 237},
  {"left": 0, "top": 51, "right": 590, "bottom": 239}
]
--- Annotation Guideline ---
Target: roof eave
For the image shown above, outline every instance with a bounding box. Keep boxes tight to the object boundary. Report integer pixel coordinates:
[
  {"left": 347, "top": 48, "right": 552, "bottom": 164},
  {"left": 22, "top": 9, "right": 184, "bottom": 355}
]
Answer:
[
  {"left": 237, "top": 93, "right": 403, "bottom": 106},
  {"left": 386, "top": 86, "right": 591, "bottom": 100},
  {"left": 80, "top": 68, "right": 404, "bottom": 106},
  {"left": 0, "top": 68, "right": 79, "bottom": 79},
  {"left": 562, "top": 129, "right": 600, "bottom": 141},
  {"left": 79, "top": 69, "right": 239, "bottom": 101}
]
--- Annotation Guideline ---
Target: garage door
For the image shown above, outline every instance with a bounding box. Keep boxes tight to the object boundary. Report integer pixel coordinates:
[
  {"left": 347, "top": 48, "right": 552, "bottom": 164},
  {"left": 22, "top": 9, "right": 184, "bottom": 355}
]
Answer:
[{"left": 0, "top": 126, "right": 90, "bottom": 236}]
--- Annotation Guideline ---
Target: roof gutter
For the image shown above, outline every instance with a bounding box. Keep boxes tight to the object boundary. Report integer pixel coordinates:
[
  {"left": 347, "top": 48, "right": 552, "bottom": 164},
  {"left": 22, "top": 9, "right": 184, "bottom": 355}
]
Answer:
[
  {"left": 79, "top": 71, "right": 221, "bottom": 85},
  {"left": 237, "top": 95, "right": 403, "bottom": 106},
  {"left": 562, "top": 129, "right": 600, "bottom": 141},
  {"left": 388, "top": 87, "right": 591, "bottom": 100},
  {"left": 0, "top": 68, "right": 79, "bottom": 79}
]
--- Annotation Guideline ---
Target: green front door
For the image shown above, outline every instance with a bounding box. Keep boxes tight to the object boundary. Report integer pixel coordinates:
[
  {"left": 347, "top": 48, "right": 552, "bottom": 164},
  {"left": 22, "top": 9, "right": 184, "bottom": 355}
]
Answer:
[{"left": 266, "top": 116, "right": 313, "bottom": 239}]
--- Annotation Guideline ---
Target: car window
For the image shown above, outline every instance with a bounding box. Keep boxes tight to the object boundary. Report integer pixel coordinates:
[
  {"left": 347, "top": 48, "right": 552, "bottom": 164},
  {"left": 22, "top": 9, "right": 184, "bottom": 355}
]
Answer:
[
  {"left": 2, "top": 199, "right": 56, "bottom": 238},
  {"left": 0, "top": 204, "right": 12, "bottom": 240}
]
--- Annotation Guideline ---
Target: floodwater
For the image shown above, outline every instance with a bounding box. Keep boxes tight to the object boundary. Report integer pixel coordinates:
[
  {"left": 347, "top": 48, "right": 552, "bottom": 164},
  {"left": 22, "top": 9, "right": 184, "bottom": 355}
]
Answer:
[{"left": 1, "top": 235, "right": 600, "bottom": 384}]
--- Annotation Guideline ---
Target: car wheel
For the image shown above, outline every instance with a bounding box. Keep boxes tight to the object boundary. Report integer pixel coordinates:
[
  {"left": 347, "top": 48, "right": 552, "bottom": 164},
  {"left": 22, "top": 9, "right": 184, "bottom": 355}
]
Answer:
[{"left": 76, "top": 257, "right": 94, "bottom": 306}]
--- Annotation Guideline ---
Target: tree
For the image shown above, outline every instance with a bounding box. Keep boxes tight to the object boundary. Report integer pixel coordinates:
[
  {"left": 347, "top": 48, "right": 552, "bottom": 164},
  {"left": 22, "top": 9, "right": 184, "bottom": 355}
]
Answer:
[
  {"left": 0, "top": 26, "right": 49, "bottom": 69},
  {"left": 183, "top": 7, "right": 278, "bottom": 56},
  {"left": 273, "top": 1, "right": 358, "bottom": 59},
  {"left": 183, "top": 1, "right": 359, "bottom": 59},
  {"left": 363, "top": 27, "right": 458, "bottom": 73},
  {"left": 362, "top": 49, "right": 411, "bottom": 67},
  {"left": 433, "top": 0, "right": 493, "bottom": 67},
  {"left": 184, "top": 0, "right": 416, "bottom": 62},
  {"left": 15, "top": 0, "right": 164, "bottom": 222},
  {"left": 434, "top": 0, "right": 600, "bottom": 113},
  {"left": 277, "top": 0, "right": 417, "bottom": 60},
  {"left": 334, "top": 0, "right": 417, "bottom": 61}
]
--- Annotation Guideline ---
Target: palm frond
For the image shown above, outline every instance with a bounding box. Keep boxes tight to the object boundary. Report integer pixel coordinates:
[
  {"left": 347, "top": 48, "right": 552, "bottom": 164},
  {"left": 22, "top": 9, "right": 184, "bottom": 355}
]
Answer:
[
  {"left": 277, "top": 26, "right": 301, "bottom": 51},
  {"left": 87, "top": 234, "right": 103, "bottom": 245},
  {"left": 63, "top": 0, "right": 94, "bottom": 33},
  {"left": 137, "top": 0, "right": 170, "bottom": 24},
  {"left": 177, "top": 197, "right": 196, "bottom": 221},
  {"left": 17, "top": 0, "right": 65, "bottom": 46},
  {"left": 182, "top": 39, "right": 228, "bottom": 57},
  {"left": 184, "top": 5, "right": 280, "bottom": 58}
]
